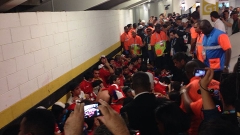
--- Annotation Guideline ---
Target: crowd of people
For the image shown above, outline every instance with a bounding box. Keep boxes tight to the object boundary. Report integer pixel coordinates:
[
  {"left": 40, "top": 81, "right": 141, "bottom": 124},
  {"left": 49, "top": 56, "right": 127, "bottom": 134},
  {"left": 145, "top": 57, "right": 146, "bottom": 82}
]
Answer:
[{"left": 3, "top": 5, "right": 240, "bottom": 135}]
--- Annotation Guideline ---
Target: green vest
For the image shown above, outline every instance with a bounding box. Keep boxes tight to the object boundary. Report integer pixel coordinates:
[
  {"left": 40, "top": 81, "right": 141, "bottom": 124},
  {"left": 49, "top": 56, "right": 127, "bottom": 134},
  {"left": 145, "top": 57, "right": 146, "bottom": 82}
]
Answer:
[
  {"left": 130, "top": 44, "right": 142, "bottom": 55},
  {"left": 154, "top": 40, "right": 166, "bottom": 57}
]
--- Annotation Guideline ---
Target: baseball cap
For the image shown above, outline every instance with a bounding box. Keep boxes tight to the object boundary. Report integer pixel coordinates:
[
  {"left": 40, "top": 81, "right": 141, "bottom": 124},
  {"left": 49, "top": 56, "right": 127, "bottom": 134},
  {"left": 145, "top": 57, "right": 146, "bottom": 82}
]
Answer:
[
  {"left": 182, "top": 18, "right": 189, "bottom": 23},
  {"left": 98, "top": 64, "right": 104, "bottom": 69},
  {"left": 138, "top": 25, "right": 143, "bottom": 29},
  {"left": 100, "top": 55, "right": 106, "bottom": 58},
  {"left": 141, "top": 20, "right": 146, "bottom": 23},
  {"left": 54, "top": 101, "right": 65, "bottom": 109}
]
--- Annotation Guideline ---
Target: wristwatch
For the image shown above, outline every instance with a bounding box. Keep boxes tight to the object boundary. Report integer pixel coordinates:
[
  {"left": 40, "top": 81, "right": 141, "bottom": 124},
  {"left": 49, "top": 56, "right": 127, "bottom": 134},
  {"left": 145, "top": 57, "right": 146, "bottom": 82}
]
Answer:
[
  {"left": 224, "top": 65, "right": 229, "bottom": 69},
  {"left": 180, "top": 89, "right": 187, "bottom": 95}
]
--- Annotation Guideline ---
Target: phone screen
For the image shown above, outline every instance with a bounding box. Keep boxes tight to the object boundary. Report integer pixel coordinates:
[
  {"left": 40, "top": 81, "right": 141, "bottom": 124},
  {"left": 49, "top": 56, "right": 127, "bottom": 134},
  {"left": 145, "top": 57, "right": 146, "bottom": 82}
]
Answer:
[
  {"left": 194, "top": 69, "right": 206, "bottom": 77},
  {"left": 84, "top": 103, "right": 101, "bottom": 118}
]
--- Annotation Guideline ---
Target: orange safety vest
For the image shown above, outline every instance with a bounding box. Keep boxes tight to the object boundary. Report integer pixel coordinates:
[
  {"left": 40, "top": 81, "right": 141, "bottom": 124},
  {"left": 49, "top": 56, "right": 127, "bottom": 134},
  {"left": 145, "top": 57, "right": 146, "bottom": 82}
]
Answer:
[{"left": 196, "top": 33, "right": 205, "bottom": 62}]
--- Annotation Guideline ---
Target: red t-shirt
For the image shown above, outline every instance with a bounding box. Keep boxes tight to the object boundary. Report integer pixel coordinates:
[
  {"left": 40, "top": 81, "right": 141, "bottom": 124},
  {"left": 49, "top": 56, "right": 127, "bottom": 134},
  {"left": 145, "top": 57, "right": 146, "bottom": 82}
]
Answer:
[
  {"left": 79, "top": 79, "right": 93, "bottom": 94},
  {"left": 110, "top": 104, "right": 123, "bottom": 113},
  {"left": 99, "top": 68, "right": 111, "bottom": 86},
  {"left": 119, "top": 76, "right": 125, "bottom": 87}
]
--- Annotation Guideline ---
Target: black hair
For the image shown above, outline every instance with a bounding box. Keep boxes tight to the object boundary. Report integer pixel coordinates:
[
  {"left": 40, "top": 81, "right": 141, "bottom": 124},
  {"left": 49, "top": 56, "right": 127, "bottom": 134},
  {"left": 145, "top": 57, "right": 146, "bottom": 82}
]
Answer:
[
  {"left": 92, "top": 80, "right": 103, "bottom": 87},
  {"left": 210, "top": 11, "right": 220, "bottom": 18},
  {"left": 69, "top": 81, "right": 79, "bottom": 91},
  {"left": 223, "top": 10, "right": 229, "bottom": 14},
  {"left": 133, "top": 23, "right": 137, "bottom": 29},
  {"left": 51, "top": 104, "right": 64, "bottom": 121},
  {"left": 162, "top": 24, "right": 168, "bottom": 28},
  {"left": 130, "top": 57, "right": 138, "bottom": 63},
  {"left": 122, "top": 86, "right": 132, "bottom": 95},
  {"left": 191, "top": 11, "right": 200, "bottom": 20},
  {"left": 176, "top": 17, "right": 182, "bottom": 21},
  {"left": 127, "top": 62, "right": 134, "bottom": 66},
  {"left": 172, "top": 52, "right": 188, "bottom": 62},
  {"left": 196, "top": 6, "right": 200, "bottom": 11},
  {"left": 220, "top": 73, "right": 240, "bottom": 106},
  {"left": 168, "top": 91, "right": 181, "bottom": 106},
  {"left": 171, "top": 81, "right": 181, "bottom": 91},
  {"left": 122, "top": 66, "right": 128, "bottom": 70},
  {"left": 139, "top": 64, "right": 148, "bottom": 72},
  {"left": 160, "top": 77, "right": 171, "bottom": 85},
  {"left": 155, "top": 24, "right": 161, "bottom": 28},
  {"left": 84, "top": 72, "right": 94, "bottom": 80},
  {"left": 124, "top": 26, "right": 128, "bottom": 30},
  {"left": 114, "top": 54, "right": 121, "bottom": 61},
  {"left": 155, "top": 101, "right": 190, "bottom": 135},
  {"left": 169, "top": 30, "right": 176, "bottom": 34},
  {"left": 93, "top": 67, "right": 99, "bottom": 72},
  {"left": 23, "top": 109, "right": 55, "bottom": 135},
  {"left": 124, "top": 75, "right": 132, "bottom": 87},
  {"left": 2, "top": 124, "right": 20, "bottom": 135},
  {"left": 132, "top": 72, "right": 150, "bottom": 92},
  {"left": 127, "top": 24, "right": 132, "bottom": 28},
  {"left": 155, "top": 69, "right": 161, "bottom": 77},
  {"left": 108, "top": 75, "right": 118, "bottom": 84},
  {"left": 148, "top": 23, "right": 153, "bottom": 27},
  {"left": 115, "top": 68, "right": 123, "bottom": 76},
  {"left": 199, "top": 118, "right": 239, "bottom": 135}
]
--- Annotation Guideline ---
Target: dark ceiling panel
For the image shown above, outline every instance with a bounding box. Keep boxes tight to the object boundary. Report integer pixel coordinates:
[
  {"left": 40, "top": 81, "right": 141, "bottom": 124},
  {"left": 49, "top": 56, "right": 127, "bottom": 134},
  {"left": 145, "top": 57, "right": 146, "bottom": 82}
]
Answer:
[{"left": 86, "top": 0, "right": 129, "bottom": 10}]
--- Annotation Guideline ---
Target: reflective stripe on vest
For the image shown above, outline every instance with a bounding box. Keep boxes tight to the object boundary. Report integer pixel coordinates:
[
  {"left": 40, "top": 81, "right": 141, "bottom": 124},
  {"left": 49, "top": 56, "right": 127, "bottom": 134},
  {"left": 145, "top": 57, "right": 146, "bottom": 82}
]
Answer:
[
  {"left": 196, "top": 43, "right": 203, "bottom": 46},
  {"left": 204, "top": 45, "right": 221, "bottom": 50}
]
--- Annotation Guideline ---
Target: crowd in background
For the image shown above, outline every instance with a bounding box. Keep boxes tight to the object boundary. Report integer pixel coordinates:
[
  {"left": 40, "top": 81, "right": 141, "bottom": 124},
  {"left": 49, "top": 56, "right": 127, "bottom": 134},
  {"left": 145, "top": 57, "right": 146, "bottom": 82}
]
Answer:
[{"left": 3, "top": 5, "right": 240, "bottom": 135}]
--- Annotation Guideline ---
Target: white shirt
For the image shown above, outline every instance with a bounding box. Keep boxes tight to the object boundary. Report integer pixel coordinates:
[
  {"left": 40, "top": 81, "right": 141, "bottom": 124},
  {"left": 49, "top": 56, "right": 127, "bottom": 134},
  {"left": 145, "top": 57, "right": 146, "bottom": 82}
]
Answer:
[
  {"left": 225, "top": 18, "right": 233, "bottom": 36},
  {"left": 67, "top": 91, "right": 85, "bottom": 104},
  {"left": 214, "top": 19, "right": 226, "bottom": 33},
  {"left": 145, "top": 72, "right": 154, "bottom": 90}
]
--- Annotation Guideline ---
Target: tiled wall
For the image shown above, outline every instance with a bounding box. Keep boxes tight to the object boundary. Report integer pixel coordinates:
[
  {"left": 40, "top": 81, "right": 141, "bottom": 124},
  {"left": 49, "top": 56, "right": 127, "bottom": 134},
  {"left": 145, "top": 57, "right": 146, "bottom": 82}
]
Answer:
[{"left": 0, "top": 10, "right": 133, "bottom": 112}]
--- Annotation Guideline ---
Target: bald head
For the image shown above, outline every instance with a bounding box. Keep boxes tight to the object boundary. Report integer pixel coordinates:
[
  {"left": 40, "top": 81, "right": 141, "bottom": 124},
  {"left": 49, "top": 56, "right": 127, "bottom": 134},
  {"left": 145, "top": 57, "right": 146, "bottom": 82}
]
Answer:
[
  {"left": 132, "top": 31, "right": 136, "bottom": 38},
  {"left": 199, "top": 20, "right": 213, "bottom": 35},
  {"left": 185, "top": 61, "right": 199, "bottom": 79}
]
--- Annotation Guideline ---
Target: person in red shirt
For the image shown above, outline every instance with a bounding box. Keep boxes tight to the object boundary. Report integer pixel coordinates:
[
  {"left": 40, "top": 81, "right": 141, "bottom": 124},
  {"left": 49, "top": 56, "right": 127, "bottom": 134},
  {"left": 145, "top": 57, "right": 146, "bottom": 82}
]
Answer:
[
  {"left": 99, "top": 56, "right": 114, "bottom": 87},
  {"left": 92, "top": 68, "right": 104, "bottom": 82},
  {"left": 79, "top": 72, "right": 96, "bottom": 101},
  {"left": 120, "top": 26, "right": 130, "bottom": 56},
  {"left": 122, "top": 66, "right": 132, "bottom": 78},
  {"left": 131, "top": 57, "right": 140, "bottom": 72},
  {"left": 108, "top": 75, "right": 126, "bottom": 113},
  {"left": 115, "top": 68, "right": 125, "bottom": 88},
  {"left": 127, "top": 31, "right": 143, "bottom": 57}
]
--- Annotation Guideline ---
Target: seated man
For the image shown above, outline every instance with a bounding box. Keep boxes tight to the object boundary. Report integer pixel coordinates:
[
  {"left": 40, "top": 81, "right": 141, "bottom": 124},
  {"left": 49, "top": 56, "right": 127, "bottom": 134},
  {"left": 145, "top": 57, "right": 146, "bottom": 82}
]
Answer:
[
  {"left": 99, "top": 55, "right": 114, "bottom": 87},
  {"left": 79, "top": 72, "right": 96, "bottom": 101},
  {"left": 67, "top": 82, "right": 85, "bottom": 104}
]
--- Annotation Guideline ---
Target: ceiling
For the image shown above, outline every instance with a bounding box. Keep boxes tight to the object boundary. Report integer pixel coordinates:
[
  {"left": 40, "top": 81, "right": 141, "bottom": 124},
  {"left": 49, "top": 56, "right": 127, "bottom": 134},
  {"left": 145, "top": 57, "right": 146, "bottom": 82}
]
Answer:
[{"left": 0, "top": 0, "right": 156, "bottom": 12}]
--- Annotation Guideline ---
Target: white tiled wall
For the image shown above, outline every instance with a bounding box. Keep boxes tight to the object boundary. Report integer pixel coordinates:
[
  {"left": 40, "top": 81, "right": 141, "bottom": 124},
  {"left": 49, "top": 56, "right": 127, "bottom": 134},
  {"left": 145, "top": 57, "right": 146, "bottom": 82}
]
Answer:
[{"left": 0, "top": 10, "right": 133, "bottom": 112}]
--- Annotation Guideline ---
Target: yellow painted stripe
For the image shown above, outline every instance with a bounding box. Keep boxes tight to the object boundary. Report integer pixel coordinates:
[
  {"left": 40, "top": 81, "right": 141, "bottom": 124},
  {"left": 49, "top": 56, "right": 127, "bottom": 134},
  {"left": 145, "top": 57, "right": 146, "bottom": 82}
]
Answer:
[{"left": 0, "top": 42, "right": 120, "bottom": 129}]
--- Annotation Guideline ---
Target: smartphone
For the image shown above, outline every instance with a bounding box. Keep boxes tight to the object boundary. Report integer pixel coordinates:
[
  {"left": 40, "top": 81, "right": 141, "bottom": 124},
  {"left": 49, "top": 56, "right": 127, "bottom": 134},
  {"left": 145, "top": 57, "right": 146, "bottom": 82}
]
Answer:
[
  {"left": 194, "top": 68, "right": 207, "bottom": 77},
  {"left": 84, "top": 103, "right": 101, "bottom": 118}
]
